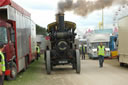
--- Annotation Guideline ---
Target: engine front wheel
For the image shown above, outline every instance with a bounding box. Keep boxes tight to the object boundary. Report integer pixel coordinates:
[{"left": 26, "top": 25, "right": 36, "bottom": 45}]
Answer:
[
  {"left": 45, "top": 50, "right": 51, "bottom": 74},
  {"left": 75, "top": 49, "right": 81, "bottom": 74}
]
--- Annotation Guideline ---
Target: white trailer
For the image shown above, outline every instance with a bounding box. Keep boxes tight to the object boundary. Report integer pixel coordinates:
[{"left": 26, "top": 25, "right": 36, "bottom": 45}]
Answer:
[
  {"left": 87, "top": 33, "right": 110, "bottom": 58},
  {"left": 118, "top": 16, "right": 128, "bottom": 66},
  {"left": 0, "top": 0, "right": 36, "bottom": 80}
]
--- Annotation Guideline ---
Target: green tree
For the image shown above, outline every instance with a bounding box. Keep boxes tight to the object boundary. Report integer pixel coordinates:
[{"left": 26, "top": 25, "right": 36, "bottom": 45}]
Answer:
[{"left": 36, "top": 24, "right": 47, "bottom": 36}]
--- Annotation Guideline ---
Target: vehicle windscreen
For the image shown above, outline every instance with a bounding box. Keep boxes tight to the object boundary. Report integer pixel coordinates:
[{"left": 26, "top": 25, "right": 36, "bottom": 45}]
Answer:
[
  {"left": 102, "top": 42, "right": 109, "bottom": 48},
  {"left": 91, "top": 43, "right": 98, "bottom": 48},
  {"left": 0, "top": 27, "right": 8, "bottom": 44},
  {"left": 92, "top": 42, "right": 109, "bottom": 48}
]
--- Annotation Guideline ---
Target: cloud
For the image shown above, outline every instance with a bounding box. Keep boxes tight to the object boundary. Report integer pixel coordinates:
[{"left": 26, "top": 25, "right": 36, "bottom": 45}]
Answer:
[
  {"left": 14, "top": 0, "right": 59, "bottom": 10},
  {"left": 28, "top": 9, "right": 57, "bottom": 27},
  {"left": 13, "top": 0, "right": 118, "bottom": 32},
  {"left": 14, "top": 0, "right": 60, "bottom": 28},
  {"left": 25, "top": 4, "right": 54, "bottom": 10},
  {"left": 64, "top": 6, "right": 116, "bottom": 30}
]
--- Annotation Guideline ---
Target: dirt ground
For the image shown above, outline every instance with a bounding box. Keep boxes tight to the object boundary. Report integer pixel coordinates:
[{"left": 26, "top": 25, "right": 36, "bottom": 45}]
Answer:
[{"left": 5, "top": 56, "right": 128, "bottom": 85}]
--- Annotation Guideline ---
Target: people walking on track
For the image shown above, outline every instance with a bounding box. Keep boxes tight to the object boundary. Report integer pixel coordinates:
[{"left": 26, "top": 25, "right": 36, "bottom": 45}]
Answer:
[
  {"left": 36, "top": 45, "right": 40, "bottom": 60},
  {"left": 80, "top": 44, "right": 86, "bottom": 60},
  {"left": 0, "top": 43, "right": 5, "bottom": 85},
  {"left": 97, "top": 42, "right": 106, "bottom": 68}
]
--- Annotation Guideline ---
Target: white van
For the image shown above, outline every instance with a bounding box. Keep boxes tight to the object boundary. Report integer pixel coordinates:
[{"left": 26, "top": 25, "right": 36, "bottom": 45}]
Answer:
[{"left": 87, "top": 34, "right": 110, "bottom": 59}]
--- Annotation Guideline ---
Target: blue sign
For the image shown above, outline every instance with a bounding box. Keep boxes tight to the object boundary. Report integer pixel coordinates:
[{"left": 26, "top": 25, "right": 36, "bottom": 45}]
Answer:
[{"left": 94, "top": 29, "right": 113, "bottom": 34}]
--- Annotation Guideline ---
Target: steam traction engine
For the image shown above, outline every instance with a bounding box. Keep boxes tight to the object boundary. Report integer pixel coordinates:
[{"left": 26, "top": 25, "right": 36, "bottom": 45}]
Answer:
[{"left": 45, "top": 13, "right": 80, "bottom": 74}]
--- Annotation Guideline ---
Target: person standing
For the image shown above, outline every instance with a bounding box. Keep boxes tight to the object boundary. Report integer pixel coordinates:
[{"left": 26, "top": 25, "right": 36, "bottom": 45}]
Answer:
[
  {"left": 36, "top": 45, "right": 40, "bottom": 60},
  {"left": 0, "top": 43, "right": 5, "bottom": 85},
  {"left": 81, "top": 44, "right": 85, "bottom": 60},
  {"left": 97, "top": 42, "right": 106, "bottom": 68}
]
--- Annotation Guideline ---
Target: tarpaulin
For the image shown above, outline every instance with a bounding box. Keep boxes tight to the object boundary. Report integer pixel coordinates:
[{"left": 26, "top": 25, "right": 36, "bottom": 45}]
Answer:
[{"left": 0, "top": 0, "right": 11, "bottom": 7}]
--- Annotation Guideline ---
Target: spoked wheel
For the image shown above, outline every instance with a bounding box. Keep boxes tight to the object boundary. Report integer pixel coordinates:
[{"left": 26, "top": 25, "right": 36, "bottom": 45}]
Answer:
[
  {"left": 6, "top": 62, "right": 17, "bottom": 80},
  {"left": 75, "top": 49, "right": 81, "bottom": 74},
  {"left": 45, "top": 50, "right": 51, "bottom": 74}
]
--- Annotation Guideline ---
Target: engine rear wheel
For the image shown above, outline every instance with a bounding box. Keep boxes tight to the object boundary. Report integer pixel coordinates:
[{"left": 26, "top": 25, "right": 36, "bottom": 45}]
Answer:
[
  {"left": 45, "top": 50, "right": 51, "bottom": 74},
  {"left": 75, "top": 49, "right": 81, "bottom": 74}
]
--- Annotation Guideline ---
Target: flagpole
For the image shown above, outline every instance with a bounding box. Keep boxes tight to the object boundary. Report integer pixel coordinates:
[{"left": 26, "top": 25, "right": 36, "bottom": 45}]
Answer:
[{"left": 102, "top": 8, "right": 104, "bottom": 29}]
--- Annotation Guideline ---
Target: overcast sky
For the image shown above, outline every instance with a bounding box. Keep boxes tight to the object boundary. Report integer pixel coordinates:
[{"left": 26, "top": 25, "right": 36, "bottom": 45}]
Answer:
[{"left": 14, "top": 0, "right": 119, "bottom": 35}]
